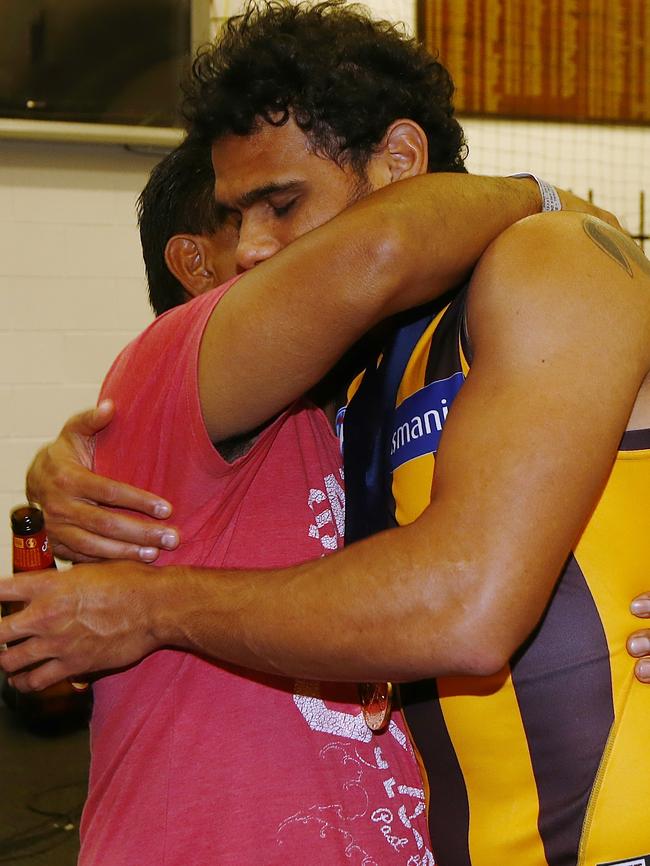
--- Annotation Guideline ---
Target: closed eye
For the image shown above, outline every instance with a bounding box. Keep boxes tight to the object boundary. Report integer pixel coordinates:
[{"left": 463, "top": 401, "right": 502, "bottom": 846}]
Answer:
[{"left": 271, "top": 199, "right": 297, "bottom": 218}]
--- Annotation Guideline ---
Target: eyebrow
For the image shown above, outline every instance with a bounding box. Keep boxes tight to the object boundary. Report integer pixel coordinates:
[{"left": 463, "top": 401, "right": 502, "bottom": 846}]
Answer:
[{"left": 217, "top": 180, "right": 304, "bottom": 211}]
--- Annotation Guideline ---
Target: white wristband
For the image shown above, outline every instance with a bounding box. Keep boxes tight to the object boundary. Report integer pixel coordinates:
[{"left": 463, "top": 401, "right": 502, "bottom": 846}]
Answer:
[{"left": 511, "top": 172, "right": 562, "bottom": 213}]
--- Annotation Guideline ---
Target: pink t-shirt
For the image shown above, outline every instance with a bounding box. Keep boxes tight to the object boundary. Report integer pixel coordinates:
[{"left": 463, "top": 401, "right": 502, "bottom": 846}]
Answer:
[{"left": 82, "top": 282, "right": 434, "bottom": 866}]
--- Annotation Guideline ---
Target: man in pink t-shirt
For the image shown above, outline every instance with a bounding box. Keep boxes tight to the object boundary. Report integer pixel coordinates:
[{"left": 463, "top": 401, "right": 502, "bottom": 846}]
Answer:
[
  {"left": 83, "top": 273, "right": 431, "bottom": 865},
  {"left": 66, "top": 140, "right": 431, "bottom": 864}
]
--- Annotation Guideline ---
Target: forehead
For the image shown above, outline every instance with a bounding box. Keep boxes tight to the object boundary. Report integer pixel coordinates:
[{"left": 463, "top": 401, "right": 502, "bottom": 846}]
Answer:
[{"left": 211, "top": 118, "right": 345, "bottom": 203}]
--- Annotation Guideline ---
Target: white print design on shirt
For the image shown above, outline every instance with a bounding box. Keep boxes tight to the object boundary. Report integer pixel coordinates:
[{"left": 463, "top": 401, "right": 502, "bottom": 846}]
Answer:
[
  {"left": 308, "top": 468, "right": 345, "bottom": 551},
  {"left": 280, "top": 680, "right": 435, "bottom": 864}
]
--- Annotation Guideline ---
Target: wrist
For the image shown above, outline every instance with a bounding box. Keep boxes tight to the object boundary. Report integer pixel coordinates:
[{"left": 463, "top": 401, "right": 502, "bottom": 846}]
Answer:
[
  {"left": 512, "top": 176, "right": 543, "bottom": 217},
  {"left": 510, "top": 172, "right": 562, "bottom": 214},
  {"left": 147, "top": 565, "right": 189, "bottom": 649}
]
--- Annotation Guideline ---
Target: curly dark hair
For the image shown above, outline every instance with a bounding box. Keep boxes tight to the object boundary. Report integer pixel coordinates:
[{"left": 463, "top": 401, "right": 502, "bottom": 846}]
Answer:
[
  {"left": 183, "top": 0, "right": 467, "bottom": 174},
  {"left": 137, "top": 137, "right": 221, "bottom": 316}
]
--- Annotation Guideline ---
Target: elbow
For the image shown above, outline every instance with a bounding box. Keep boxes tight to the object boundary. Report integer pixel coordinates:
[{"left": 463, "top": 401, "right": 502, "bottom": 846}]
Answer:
[
  {"left": 432, "top": 638, "right": 513, "bottom": 680},
  {"left": 458, "top": 608, "right": 524, "bottom": 676},
  {"left": 435, "top": 610, "right": 538, "bottom": 679},
  {"left": 380, "top": 546, "right": 548, "bottom": 681},
  {"left": 392, "top": 622, "right": 514, "bottom": 682},
  {"left": 442, "top": 637, "right": 514, "bottom": 677},
  {"left": 405, "top": 596, "right": 530, "bottom": 680},
  {"left": 394, "top": 644, "right": 509, "bottom": 683}
]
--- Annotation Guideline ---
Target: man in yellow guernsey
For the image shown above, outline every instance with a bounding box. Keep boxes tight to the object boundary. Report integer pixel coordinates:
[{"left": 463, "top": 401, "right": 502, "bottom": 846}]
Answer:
[
  {"left": 4, "top": 4, "right": 650, "bottom": 865},
  {"left": 342, "top": 213, "right": 650, "bottom": 865}
]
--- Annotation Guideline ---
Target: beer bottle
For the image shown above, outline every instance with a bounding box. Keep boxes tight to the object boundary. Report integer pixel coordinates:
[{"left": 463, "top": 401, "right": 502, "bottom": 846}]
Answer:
[{"left": 1, "top": 504, "right": 91, "bottom": 733}]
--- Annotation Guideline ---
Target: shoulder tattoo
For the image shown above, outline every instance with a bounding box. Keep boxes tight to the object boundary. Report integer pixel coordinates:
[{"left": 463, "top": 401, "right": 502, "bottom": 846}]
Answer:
[{"left": 583, "top": 216, "right": 650, "bottom": 278}]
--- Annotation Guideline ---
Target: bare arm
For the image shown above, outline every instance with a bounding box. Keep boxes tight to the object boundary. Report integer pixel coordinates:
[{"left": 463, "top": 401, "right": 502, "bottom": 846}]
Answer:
[
  {"left": 197, "top": 174, "right": 618, "bottom": 440},
  {"left": 4, "top": 212, "right": 649, "bottom": 688},
  {"left": 157, "top": 211, "right": 650, "bottom": 680}
]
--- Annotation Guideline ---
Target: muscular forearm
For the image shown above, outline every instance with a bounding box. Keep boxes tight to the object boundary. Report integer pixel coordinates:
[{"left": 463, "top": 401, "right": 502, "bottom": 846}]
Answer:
[
  {"left": 0, "top": 512, "right": 507, "bottom": 686},
  {"left": 151, "top": 524, "right": 505, "bottom": 683}
]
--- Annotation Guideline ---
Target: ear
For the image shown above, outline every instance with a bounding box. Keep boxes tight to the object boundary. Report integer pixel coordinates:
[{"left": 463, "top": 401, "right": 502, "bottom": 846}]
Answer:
[
  {"left": 164, "top": 235, "right": 219, "bottom": 299},
  {"left": 366, "top": 119, "right": 429, "bottom": 187}
]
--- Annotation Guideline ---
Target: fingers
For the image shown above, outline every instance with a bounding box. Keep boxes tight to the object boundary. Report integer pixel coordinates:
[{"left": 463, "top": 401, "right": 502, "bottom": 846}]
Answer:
[
  {"left": 628, "top": 636, "right": 650, "bottom": 684},
  {"left": 46, "top": 510, "right": 179, "bottom": 562},
  {"left": 0, "top": 587, "right": 88, "bottom": 689},
  {"left": 1, "top": 636, "right": 51, "bottom": 676},
  {"left": 0, "top": 578, "right": 39, "bottom": 646},
  {"left": 38, "top": 460, "right": 177, "bottom": 556},
  {"left": 631, "top": 593, "right": 650, "bottom": 617},
  {"left": 27, "top": 441, "right": 178, "bottom": 561},
  {"left": 628, "top": 595, "right": 650, "bottom": 683},
  {"left": 9, "top": 659, "right": 75, "bottom": 693},
  {"left": 48, "top": 542, "right": 102, "bottom": 564},
  {"left": 26, "top": 402, "right": 176, "bottom": 563},
  {"left": 633, "top": 659, "right": 650, "bottom": 683},
  {"left": 26, "top": 404, "right": 116, "bottom": 504},
  {"left": 0, "top": 597, "right": 61, "bottom": 686},
  {"left": 44, "top": 455, "right": 173, "bottom": 520},
  {"left": 628, "top": 627, "right": 650, "bottom": 652},
  {"left": 0, "top": 560, "right": 161, "bottom": 689},
  {"left": 65, "top": 469, "right": 173, "bottom": 519},
  {"left": 555, "top": 188, "right": 622, "bottom": 231}
]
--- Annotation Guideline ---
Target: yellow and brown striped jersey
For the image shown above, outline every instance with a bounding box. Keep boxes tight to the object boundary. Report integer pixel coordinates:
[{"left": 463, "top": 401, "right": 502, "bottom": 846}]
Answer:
[{"left": 344, "top": 287, "right": 650, "bottom": 866}]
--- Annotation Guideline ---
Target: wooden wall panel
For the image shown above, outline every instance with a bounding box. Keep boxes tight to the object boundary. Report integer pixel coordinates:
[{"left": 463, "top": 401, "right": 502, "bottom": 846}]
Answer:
[{"left": 418, "top": 0, "right": 650, "bottom": 123}]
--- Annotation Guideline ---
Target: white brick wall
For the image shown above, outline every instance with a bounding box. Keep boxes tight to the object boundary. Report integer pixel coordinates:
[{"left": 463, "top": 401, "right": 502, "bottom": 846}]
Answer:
[{"left": 0, "top": 140, "right": 157, "bottom": 571}]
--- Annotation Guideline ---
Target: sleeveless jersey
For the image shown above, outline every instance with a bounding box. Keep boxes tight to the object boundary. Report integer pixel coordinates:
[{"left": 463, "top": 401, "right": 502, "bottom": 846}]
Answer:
[{"left": 344, "top": 287, "right": 650, "bottom": 866}]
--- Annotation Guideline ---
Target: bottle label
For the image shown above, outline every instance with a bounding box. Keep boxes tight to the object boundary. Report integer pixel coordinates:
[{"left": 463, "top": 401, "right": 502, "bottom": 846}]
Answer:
[{"left": 12, "top": 528, "right": 54, "bottom": 571}]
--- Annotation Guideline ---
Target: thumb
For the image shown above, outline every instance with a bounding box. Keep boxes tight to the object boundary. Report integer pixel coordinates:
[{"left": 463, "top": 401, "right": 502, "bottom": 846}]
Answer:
[{"left": 65, "top": 399, "right": 116, "bottom": 439}]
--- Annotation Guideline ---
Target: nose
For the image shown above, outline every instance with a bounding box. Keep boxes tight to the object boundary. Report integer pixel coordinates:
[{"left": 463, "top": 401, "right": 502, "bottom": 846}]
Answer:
[{"left": 236, "top": 220, "right": 282, "bottom": 271}]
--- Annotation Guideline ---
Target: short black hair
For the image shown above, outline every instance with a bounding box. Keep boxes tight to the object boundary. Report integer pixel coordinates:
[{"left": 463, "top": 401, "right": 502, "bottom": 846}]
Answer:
[
  {"left": 136, "top": 137, "right": 221, "bottom": 316},
  {"left": 183, "top": 0, "right": 467, "bottom": 174}
]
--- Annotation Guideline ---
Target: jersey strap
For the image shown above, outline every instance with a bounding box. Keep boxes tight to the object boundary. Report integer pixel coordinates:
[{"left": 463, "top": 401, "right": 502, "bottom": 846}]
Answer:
[{"left": 343, "top": 305, "right": 438, "bottom": 544}]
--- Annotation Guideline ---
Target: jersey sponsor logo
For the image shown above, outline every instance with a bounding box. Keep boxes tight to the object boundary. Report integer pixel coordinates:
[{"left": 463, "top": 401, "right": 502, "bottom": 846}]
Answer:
[
  {"left": 389, "top": 372, "right": 464, "bottom": 471},
  {"left": 597, "top": 857, "right": 650, "bottom": 866}
]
